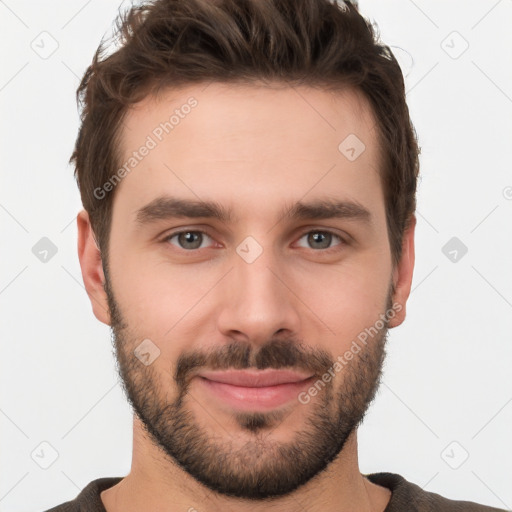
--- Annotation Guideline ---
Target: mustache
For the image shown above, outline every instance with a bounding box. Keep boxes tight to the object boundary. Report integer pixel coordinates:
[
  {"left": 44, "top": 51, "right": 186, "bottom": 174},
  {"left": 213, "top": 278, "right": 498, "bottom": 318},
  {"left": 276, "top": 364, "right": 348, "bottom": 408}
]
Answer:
[{"left": 174, "top": 338, "right": 334, "bottom": 390}]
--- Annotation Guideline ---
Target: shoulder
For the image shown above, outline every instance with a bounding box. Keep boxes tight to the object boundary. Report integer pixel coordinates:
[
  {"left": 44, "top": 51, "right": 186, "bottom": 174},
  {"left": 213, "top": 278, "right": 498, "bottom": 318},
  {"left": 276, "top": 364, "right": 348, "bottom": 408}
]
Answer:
[
  {"left": 42, "top": 477, "right": 123, "bottom": 512},
  {"left": 365, "top": 472, "right": 507, "bottom": 512}
]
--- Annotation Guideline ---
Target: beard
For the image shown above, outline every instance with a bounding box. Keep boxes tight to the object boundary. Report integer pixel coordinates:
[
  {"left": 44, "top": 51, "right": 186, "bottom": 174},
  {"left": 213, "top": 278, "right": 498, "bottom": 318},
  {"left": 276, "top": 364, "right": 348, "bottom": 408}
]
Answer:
[{"left": 104, "top": 268, "right": 390, "bottom": 500}]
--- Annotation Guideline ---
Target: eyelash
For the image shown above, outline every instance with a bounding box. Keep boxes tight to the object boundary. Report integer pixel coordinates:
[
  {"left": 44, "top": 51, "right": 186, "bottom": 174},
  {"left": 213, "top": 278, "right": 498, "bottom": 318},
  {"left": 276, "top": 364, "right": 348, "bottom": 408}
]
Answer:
[{"left": 161, "top": 228, "right": 347, "bottom": 253}]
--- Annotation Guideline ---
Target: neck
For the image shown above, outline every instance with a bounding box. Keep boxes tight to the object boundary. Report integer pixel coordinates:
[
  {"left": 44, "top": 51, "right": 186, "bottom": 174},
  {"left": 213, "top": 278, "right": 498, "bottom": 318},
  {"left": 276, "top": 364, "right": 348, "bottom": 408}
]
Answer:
[{"left": 101, "top": 417, "right": 391, "bottom": 512}]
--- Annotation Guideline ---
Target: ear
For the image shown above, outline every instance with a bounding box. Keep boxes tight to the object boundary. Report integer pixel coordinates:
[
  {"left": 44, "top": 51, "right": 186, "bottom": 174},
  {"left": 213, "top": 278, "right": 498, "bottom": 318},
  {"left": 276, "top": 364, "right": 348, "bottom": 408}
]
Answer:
[
  {"left": 77, "top": 210, "right": 111, "bottom": 325},
  {"left": 388, "top": 215, "right": 416, "bottom": 328}
]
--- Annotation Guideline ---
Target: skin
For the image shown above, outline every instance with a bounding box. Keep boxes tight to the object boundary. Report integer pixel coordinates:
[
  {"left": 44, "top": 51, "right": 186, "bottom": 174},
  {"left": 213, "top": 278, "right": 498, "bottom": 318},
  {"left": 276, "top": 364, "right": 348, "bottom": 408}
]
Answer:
[{"left": 77, "top": 82, "right": 415, "bottom": 512}]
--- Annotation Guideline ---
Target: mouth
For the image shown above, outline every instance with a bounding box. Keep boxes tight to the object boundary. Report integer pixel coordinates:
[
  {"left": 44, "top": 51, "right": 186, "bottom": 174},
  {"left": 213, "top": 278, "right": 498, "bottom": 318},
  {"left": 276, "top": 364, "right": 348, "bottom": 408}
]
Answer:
[{"left": 196, "top": 369, "right": 315, "bottom": 411}]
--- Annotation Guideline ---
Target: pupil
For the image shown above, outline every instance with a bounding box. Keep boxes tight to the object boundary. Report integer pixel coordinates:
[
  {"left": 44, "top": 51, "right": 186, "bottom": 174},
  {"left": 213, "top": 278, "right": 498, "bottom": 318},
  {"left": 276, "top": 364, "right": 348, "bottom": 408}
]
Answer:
[
  {"left": 310, "top": 232, "right": 330, "bottom": 249},
  {"left": 181, "top": 232, "right": 201, "bottom": 249}
]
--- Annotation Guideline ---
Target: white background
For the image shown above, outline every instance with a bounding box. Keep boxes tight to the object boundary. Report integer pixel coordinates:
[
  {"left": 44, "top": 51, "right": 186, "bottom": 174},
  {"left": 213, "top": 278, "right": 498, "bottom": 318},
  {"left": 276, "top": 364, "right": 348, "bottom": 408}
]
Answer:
[{"left": 1, "top": 0, "right": 511, "bottom": 510}]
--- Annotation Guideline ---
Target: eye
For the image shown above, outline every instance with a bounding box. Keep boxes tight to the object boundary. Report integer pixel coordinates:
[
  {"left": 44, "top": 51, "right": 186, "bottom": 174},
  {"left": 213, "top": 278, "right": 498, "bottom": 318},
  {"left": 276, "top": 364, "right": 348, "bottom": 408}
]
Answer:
[
  {"left": 163, "top": 230, "right": 215, "bottom": 250},
  {"left": 161, "top": 228, "right": 346, "bottom": 253},
  {"left": 296, "top": 230, "right": 344, "bottom": 251}
]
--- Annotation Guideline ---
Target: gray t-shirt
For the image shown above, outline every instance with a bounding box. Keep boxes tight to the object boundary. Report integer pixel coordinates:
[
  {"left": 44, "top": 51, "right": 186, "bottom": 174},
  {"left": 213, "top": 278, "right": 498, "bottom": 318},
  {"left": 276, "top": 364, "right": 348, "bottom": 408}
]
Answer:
[{"left": 43, "top": 472, "right": 507, "bottom": 511}]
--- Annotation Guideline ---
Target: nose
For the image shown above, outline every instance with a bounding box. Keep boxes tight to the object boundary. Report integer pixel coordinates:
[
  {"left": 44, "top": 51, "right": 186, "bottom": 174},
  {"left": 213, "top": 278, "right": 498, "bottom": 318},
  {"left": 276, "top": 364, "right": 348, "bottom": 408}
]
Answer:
[{"left": 216, "top": 246, "right": 302, "bottom": 346}]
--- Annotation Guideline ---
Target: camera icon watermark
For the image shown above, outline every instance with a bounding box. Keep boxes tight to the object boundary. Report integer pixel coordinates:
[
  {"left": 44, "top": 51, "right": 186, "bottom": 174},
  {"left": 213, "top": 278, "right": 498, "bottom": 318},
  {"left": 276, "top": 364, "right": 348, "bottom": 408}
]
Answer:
[
  {"left": 32, "top": 237, "right": 58, "bottom": 263},
  {"left": 338, "top": 133, "right": 366, "bottom": 162},
  {"left": 440, "top": 441, "right": 469, "bottom": 469},
  {"left": 236, "top": 236, "right": 263, "bottom": 264},
  {"left": 134, "top": 338, "right": 161, "bottom": 366},
  {"left": 31, "top": 441, "right": 59, "bottom": 469},
  {"left": 503, "top": 186, "right": 512, "bottom": 200},
  {"left": 30, "top": 31, "right": 59, "bottom": 60},
  {"left": 441, "top": 236, "right": 468, "bottom": 263},
  {"left": 441, "top": 31, "right": 469, "bottom": 60}
]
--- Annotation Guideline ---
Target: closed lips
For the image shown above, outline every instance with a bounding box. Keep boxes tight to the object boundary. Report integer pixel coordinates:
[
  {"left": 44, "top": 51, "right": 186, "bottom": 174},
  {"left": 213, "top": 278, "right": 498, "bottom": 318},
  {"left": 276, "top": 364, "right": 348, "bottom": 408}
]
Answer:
[{"left": 197, "top": 370, "right": 314, "bottom": 387}]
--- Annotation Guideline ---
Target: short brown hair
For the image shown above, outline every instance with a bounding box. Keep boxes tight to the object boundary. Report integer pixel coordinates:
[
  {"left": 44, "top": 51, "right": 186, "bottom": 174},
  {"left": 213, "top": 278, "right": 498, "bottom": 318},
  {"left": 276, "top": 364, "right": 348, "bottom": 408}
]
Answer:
[{"left": 72, "top": 0, "right": 419, "bottom": 266}]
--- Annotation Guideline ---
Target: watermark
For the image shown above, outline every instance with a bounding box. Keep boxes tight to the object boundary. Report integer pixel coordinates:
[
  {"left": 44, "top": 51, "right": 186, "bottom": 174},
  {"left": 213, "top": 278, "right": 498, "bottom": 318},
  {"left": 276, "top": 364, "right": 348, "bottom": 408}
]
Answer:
[
  {"left": 297, "top": 302, "right": 402, "bottom": 405},
  {"left": 30, "top": 31, "right": 59, "bottom": 60},
  {"left": 32, "top": 236, "right": 58, "bottom": 263},
  {"left": 236, "top": 236, "right": 263, "bottom": 264},
  {"left": 441, "top": 236, "right": 468, "bottom": 263},
  {"left": 440, "top": 31, "right": 469, "bottom": 60},
  {"left": 31, "top": 441, "right": 59, "bottom": 469},
  {"left": 338, "top": 133, "right": 366, "bottom": 161},
  {"left": 134, "top": 338, "right": 161, "bottom": 366},
  {"left": 93, "top": 96, "right": 198, "bottom": 200},
  {"left": 440, "top": 440, "right": 469, "bottom": 469}
]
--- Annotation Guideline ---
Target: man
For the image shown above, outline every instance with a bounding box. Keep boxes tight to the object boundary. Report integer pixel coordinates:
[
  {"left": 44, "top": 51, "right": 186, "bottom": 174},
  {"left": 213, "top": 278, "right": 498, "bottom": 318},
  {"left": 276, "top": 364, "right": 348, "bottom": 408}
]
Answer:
[{"left": 45, "top": 0, "right": 506, "bottom": 510}]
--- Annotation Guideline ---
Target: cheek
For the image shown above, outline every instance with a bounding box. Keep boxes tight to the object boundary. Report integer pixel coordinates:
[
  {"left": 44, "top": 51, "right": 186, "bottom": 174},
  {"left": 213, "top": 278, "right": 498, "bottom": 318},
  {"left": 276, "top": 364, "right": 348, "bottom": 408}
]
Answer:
[
  {"left": 109, "top": 249, "right": 221, "bottom": 343},
  {"left": 109, "top": 227, "right": 392, "bottom": 354},
  {"left": 291, "top": 257, "right": 391, "bottom": 351}
]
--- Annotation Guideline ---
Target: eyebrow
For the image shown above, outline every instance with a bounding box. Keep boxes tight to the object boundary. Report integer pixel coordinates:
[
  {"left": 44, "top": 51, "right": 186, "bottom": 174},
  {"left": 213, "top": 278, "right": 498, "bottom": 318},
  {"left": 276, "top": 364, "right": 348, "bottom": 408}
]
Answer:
[{"left": 134, "top": 195, "right": 372, "bottom": 226}]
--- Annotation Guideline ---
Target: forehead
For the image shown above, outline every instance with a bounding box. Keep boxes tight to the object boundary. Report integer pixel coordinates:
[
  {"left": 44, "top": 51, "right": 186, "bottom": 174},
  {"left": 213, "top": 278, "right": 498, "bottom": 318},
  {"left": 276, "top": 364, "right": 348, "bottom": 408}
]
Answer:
[
  {"left": 114, "top": 82, "right": 382, "bottom": 217},
  {"left": 121, "top": 81, "right": 378, "bottom": 155}
]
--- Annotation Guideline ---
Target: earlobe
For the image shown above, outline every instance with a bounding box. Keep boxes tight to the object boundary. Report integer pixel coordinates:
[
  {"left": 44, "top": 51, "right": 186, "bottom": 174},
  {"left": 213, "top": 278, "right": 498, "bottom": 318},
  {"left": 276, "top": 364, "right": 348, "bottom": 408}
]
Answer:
[
  {"left": 77, "top": 210, "right": 111, "bottom": 325},
  {"left": 388, "top": 215, "right": 416, "bottom": 328}
]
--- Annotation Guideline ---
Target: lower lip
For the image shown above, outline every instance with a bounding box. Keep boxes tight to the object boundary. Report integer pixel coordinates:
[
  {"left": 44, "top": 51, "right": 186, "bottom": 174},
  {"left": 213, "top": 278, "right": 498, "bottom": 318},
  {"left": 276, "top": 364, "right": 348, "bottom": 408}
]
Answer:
[{"left": 198, "top": 377, "right": 314, "bottom": 411}]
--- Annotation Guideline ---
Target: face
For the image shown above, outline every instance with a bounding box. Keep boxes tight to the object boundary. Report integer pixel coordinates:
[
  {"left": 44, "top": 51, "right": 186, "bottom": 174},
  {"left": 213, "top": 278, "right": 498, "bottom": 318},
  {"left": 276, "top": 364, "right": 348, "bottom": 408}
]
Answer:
[{"left": 80, "top": 82, "right": 414, "bottom": 500}]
